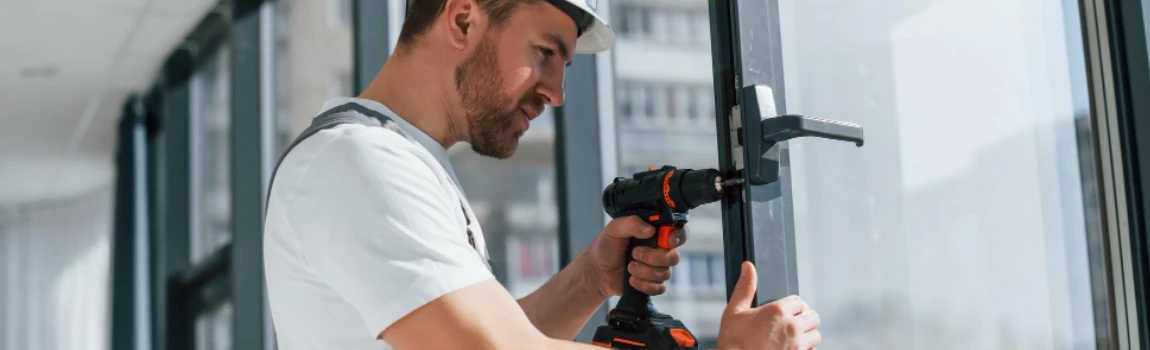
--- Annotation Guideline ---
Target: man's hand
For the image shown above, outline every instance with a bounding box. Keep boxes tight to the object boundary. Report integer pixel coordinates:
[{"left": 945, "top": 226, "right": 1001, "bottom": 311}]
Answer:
[
  {"left": 717, "top": 262, "right": 822, "bottom": 350},
  {"left": 584, "top": 216, "right": 686, "bottom": 297}
]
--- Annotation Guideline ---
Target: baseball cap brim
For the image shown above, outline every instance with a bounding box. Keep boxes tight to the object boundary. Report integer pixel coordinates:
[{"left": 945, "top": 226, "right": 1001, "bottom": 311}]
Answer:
[{"left": 567, "top": 1, "right": 614, "bottom": 54}]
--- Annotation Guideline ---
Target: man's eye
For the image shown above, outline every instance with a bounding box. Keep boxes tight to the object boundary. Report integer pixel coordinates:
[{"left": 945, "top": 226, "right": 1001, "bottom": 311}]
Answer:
[{"left": 540, "top": 47, "right": 556, "bottom": 58}]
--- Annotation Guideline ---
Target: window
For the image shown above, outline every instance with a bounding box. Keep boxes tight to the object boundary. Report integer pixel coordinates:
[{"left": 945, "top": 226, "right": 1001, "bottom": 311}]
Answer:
[
  {"left": 194, "top": 302, "right": 232, "bottom": 350},
  {"left": 693, "top": 11, "right": 710, "bottom": 45},
  {"left": 190, "top": 48, "right": 232, "bottom": 262},
  {"left": 610, "top": 2, "right": 723, "bottom": 346},
  {"left": 452, "top": 108, "right": 560, "bottom": 299},
  {"left": 276, "top": 0, "right": 354, "bottom": 152},
  {"left": 686, "top": 253, "right": 720, "bottom": 289},
  {"left": 641, "top": 84, "right": 655, "bottom": 117},
  {"left": 673, "top": 85, "right": 690, "bottom": 124},
  {"left": 774, "top": 0, "right": 1100, "bottom": 348},
  {"left": 617, "top": 4, "right": 633, "bottom": 35},
  {"left": 640, "top": 6, "right": 653, "bottom": 38},
  {"left": 650, "top": 8, "right": 669, "bottom": 44},
  {"left": 615, "top": 3, "right": 709, "bottom": 47},
  {"left": 694, "top": 86, "right": 713, "bottom": 126},
  {"left": 325, "top": 0, "right": 352, "bottom": 30},
  {"left": 327, "top": 71, "right": 352, "bottom": 99},
  {"left": 671, "top": 10, "right": 692, "bottom": 46},
  {"left": 618, "top": 81, "right": 635, "bottom": 119}
]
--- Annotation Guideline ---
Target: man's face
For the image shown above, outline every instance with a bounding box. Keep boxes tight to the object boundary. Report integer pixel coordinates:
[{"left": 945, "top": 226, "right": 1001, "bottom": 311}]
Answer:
[{"left": 455, "top": 1, "right": 577, "bottom": 159}]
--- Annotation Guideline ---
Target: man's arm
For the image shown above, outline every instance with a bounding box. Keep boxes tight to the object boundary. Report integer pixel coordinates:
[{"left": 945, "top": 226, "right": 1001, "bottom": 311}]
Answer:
[
  {"left": 516, "top": 250, "right": 609, "bottom": 340},
  {"left": 515, "top": 217, "right": 684, "bottom": 340},
  {"left": 382, "top": 279, "right": 605, "bottom": 350}
]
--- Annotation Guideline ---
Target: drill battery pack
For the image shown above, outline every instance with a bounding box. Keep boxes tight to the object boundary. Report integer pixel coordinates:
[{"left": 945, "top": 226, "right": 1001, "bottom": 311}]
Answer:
[{"left": 591, "top": 312, "right": 698, "bottom": 349}]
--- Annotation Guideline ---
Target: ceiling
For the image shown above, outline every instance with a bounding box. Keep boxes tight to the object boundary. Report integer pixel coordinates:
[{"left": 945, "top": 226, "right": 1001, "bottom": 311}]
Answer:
[{"left": 0, "top": 0, "right": 217, "bottom": 207}]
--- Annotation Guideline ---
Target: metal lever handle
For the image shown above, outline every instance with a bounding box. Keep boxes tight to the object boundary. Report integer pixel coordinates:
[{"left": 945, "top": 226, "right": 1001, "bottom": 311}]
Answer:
[
  {"left": 761, "top": 115, "right": 864, "bottom": 147},
  {"left": 741, "top": 85, "right": 865, "bottom": 185}
]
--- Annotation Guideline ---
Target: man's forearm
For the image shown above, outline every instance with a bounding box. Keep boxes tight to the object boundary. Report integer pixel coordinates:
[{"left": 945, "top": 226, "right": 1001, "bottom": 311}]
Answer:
[{"left": 518, "top": 251, "right": 610, "bottom": 340}]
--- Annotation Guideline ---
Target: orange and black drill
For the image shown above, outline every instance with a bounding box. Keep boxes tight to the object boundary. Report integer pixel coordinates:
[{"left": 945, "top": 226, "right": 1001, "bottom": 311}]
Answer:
[{"left": 592, "top": 166, "right": 743, "bottom": 349}]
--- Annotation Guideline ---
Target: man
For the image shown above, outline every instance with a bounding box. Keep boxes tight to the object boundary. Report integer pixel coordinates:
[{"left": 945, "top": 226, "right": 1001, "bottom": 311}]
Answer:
[{"left": 263, "top": 0, "right": 822, "bottom": 349}]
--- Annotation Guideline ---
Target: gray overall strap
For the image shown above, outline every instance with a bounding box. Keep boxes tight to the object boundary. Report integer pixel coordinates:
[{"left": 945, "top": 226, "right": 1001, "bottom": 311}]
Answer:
[
  {"left": 265, "top": 102, "right": 405, "bottom": 212},
  {"left": 266, "top": 101, "right": 486, "bottom": 259}
]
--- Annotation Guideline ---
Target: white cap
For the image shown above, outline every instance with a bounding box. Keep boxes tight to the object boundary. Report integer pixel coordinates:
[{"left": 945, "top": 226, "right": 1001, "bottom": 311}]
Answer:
[
  {"left": 406, "top": 0, "right": 615, "bottom": 54},
  {"left": 556, "top": 0, "right": 615, "bottom": 53}
]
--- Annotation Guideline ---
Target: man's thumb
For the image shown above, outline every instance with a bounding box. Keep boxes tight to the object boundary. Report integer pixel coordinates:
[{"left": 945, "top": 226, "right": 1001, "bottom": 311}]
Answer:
[{"left": 728, "top": 261, "right": 757, "bottom": 311}]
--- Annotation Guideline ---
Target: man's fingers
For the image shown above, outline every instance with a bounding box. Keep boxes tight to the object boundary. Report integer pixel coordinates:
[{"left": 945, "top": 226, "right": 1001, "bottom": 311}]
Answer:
[
  {"left": 628, "top": 276, "right": 668, "bottom": 295},
  {"left": 666, "top": 226, "right": 688, "bottom": 247},
  {"left": 628, "top": 262, "right": 672, "bottom": 282},
  {"left": 631, "top": 246, "right": 681, "bottom": 267},
  {"left": 796, "top": 309, "right": 820, "bottom": 332},
  {"left": 727, "top": 262, "right": 757, "bottom": 312},
  {"left": 777, "top": 295, "right": 807, "bottom": 316},
  {"left": 608, "top": 216, "right": 656, "bottom": 240},
  {"left": 805, "top": 329, "right": 822, "bottom": 349}
]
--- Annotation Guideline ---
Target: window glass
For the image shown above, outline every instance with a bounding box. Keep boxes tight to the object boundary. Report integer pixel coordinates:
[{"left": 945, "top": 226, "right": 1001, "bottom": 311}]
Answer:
[
  {"left": 451, "top": 109, "right": 560, "bottom": 298},
  {"left": 190, "top": 48, "right": 232, "bottom": 262},
  {"left": 274, "top": 0, "right": 355, "bottom": 152},
  {"left": 776, "top": 0, "right": 1100, "bottom": 348},
  {"left": 611, "top": 0, "right": 724, "bottom": 346},
  {"left": 195, "top": 302, "right": 232, "bottom": 350}
]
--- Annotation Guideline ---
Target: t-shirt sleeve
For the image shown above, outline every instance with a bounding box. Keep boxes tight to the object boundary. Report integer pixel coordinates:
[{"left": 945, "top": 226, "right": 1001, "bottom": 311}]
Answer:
[{"left": 283, "top": 127, "right": 494, "bottom": 338}]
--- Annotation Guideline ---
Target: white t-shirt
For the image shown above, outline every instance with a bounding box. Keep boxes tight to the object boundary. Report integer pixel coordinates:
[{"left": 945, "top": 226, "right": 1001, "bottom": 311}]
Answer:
[{"left": 264, "top": 98, "right": 493, "bottom": 350}]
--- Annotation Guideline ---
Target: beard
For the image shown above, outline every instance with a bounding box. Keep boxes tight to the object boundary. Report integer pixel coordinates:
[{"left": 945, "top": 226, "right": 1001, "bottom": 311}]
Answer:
[{"left": 455, "top": 33, "right": 542, "bottom": 159}]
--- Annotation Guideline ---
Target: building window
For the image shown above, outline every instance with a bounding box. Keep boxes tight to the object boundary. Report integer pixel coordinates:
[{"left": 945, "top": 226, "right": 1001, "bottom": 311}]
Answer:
[
  {"left": 326, "top": 0, "right": 352, "bottom": 30},
  {"left": 327, "top": 71, "right": 352, "bottom": 98},
  {"left": 617, "top": 4, "right": 632, "bottom": 35},
  {"left": 695, "top": 86, "right": 714, "bottom": 123},
  {"left": 672, "top": 10, "right": 692, "bottom": 46},
  {"left": 673, "top": 85, "right": 691, "bottom": 124},
  {"left": 687, "top": 253, "right": 720, "bottom": 288},
  {"left": 694, "top": 11, "right": 710, "bottom": 45},
  {"left": 617, "top": 81, "right": 634, "bottom": 119},
  {"left": 613, "top": 3, "right": 711, "bottom": 47},
  {"left": 515, "top": 238, "right": 557, "bottom": 279},
  {"left": 640, "top": 6, "right": 653, "bottom": 38}
]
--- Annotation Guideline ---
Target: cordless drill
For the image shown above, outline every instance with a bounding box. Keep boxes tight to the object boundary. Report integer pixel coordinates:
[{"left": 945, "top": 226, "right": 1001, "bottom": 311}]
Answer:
[{"left": 591, "top": 166, "right": 742, "bottom": 349}]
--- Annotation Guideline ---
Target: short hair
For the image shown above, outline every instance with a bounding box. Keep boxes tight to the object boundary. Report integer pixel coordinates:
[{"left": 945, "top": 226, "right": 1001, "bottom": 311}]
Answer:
[{"left": 398, "top": 0, "right": 540, "bottom": 48}]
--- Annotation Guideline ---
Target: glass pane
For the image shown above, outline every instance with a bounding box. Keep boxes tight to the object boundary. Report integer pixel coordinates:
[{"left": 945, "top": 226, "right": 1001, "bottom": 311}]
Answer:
[
  {"left": 190, "top": 48, "right": 232, "bottom": 262},
  {"left": 0, "top": 190, "right": 112, "bottom": 350},
  {"left": 195, "top": 302, "right": 232, "bottom": 350},
  {"left": 776, "top": 0, "right": 1099, "bottom": 348},
  {"left": 611, "top": 0, "right": 724, "bottom": 346},
  {"left": 274, "top": 0, "right": 355, "bottom": 152},
  {"left": 452, "top": 109, "right": 559, "bottom": 298}
]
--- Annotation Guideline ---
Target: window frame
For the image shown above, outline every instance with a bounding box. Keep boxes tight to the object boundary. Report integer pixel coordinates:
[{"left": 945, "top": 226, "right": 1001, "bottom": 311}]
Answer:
[{"left": 706, "top": 0, "right": 1149, "bottom": 348}]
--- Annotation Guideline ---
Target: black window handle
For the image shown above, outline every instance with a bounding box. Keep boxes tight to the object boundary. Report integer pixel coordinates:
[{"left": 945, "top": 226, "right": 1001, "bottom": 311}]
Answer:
[{"left": 740, "top": 85, "right": 865, "bottom": 185}]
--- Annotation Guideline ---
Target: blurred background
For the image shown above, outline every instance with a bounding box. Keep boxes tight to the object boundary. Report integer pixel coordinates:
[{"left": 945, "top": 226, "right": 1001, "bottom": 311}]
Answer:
[{"left": 2, "top": 0, "right": 1149, "bottom": 349}]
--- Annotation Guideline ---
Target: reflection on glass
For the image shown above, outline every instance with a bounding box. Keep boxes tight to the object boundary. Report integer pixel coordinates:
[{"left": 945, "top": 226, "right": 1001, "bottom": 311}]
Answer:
[
  {"left": 451, "top": 110, "right": 559, "bottom": 298},
  {"left": 611, "top": 0, "right": 724, "bottom": 346},
  {"left": 195, "top": 302, "right": 232, "bottom": 350},
  {"left": 777, "top": 0, "right": 1100, "bottom": 348},
  {"left": 190, "top": 48, "right": 232, "bottom": 262},
  {"left": 274, "top": 0, "right": 355, "bottom": 152}
]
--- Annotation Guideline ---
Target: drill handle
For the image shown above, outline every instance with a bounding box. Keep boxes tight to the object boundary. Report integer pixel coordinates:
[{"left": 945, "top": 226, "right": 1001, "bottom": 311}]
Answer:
[
  {"left": 617, "top": 224, "right": 680, "bottom": 315},
  {"left": 618, "top": 235, "right": 657, "bottom": 313}
]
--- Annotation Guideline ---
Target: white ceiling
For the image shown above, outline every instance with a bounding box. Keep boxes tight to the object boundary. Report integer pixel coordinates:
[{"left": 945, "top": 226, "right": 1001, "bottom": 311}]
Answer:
[{"left": 0, "top": 0, "right": 217, "bottom": 206}]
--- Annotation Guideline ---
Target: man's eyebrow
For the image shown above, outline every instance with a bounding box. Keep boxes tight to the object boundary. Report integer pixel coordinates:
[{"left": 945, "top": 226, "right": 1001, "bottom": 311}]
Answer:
[{"left": 542, "top": 32, "right": 573, "bottom": 65}]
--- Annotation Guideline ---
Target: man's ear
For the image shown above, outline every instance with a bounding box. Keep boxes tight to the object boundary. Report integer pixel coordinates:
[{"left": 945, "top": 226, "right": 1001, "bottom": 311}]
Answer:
[{"left": 443, "top": 0, "right": 482, "bottom": 50}]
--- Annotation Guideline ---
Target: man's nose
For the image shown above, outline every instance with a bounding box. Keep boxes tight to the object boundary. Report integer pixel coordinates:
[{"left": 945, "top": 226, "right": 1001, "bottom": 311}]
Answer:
[{"left": 535, "top": 71, "right": 566, "bottom": 107}]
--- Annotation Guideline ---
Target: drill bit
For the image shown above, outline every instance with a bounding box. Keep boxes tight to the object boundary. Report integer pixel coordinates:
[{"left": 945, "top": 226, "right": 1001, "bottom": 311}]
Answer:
[{"left": 720, "top": 178, "right": 745, "bottom": 189}]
